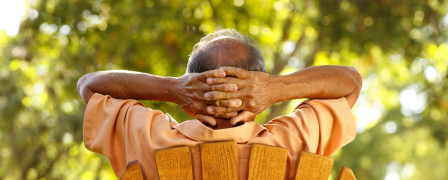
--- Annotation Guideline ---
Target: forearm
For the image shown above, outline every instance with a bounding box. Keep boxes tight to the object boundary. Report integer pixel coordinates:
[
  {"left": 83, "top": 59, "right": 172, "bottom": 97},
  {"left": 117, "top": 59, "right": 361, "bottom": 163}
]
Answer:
[
  {"left": 77, "top": 70, "right": 179, "bottom": 104},
  {"left": 268, "top": 65, "right": 362, "bottom": 107}
]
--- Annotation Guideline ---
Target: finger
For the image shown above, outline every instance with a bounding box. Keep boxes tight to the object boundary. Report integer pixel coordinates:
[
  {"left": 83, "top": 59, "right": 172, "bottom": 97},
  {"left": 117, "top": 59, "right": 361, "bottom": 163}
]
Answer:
[
  {"left": 195, "top": 114, "right": 217, "bottom": 126},
  {"left": 204, "top": 91, "right": 243, "bottom": 100},
  {"left": 215, "top": 112, "right": 238, "bottom": 119},
  {"left": 210, "top": 84, "right": 238, "bottom": 92},
  {"left": 206, "top": 77, "right": 243, "bottom": 85},
  {"left": 230, "top": 111, "right": 256, "bottom": 125},
  {"left": 207, "top": 106, "right": 241, "bottom": 115},
  {"left": 198, "top": 69, "right": 226, "bottom": 81},
  {"left": 219, "top": 66, "right": 248, "bottom": 78},
  {"left": 205, "top": 99, "right": 242, "bottom": 107},
  {"left": 193, "top": 102, "right": 217, "bottom": 115}
]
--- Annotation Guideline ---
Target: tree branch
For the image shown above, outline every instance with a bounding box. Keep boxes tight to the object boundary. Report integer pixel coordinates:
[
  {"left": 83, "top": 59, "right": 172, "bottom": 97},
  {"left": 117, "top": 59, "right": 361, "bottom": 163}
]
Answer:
[
  {"left": 37, "top": 147, "right": 65, "bottom": 179},
  {"left": 271, "top": 33, "right": 306, "bottom": 75},
  {"left": 263, "top": 25, "right": 320, "bottom": 124},
  {"left": 304, "top": 44, "right": 320, "bottom": 67},
  {"left": 207, "top": 0, "right": 220, "bottom": 24},
  {"left": 271, "top": 14, "right": 293, "bottom": 75}
]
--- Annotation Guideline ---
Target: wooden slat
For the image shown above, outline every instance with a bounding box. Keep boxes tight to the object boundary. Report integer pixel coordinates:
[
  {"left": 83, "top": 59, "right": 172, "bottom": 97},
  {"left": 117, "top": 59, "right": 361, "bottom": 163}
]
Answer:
[
  {"left": 294, "top": 151, "right": 334, "bottom": 180},
  {"left": 247, "top": 143, "right": 288, "bottom": 180},
  {"left": 200, "top": 141, "right": 238, "bottom": 180},
  {"left": 337, "top": 166, "right": 356, "bottom": 180},
  {"left": 119, "top": 160, "right": 143, "bottom": 180},
  {"left": 154, "top": 146, "right": 193, "bottom": 180}
]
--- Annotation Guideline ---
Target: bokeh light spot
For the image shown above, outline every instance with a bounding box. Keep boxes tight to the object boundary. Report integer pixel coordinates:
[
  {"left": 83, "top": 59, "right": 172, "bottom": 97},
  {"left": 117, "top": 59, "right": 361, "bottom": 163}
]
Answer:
[
  {"left": 234, "top": 0, "right": 244, "bottom": 7},
  {"left": 385, "top": 121, "right": 397, "bottom": 134},
  {"left": 273, "top": 1, "right": 284, "bottom": 11}
]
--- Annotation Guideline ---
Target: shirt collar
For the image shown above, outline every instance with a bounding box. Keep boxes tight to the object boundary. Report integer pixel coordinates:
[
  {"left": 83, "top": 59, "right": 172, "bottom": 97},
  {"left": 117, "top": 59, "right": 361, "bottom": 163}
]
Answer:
[{"left": 171, "top": 118, "right": 266, "bottom": 143}]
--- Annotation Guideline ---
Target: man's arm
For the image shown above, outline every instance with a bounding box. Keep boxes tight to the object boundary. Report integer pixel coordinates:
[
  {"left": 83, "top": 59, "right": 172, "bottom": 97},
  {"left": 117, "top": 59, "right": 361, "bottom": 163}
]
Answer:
[
  {"left": 269, "top": 65, "right": 362, "bottom": 108},
  {"left": 77, "top": 70, "right": 241, "bottom": 121},
  {"left": 204, "top": 65, "right": 362, "bottom": 117},
  {"left": 77, "top": 70, "right": 182, "bottom": 104}
]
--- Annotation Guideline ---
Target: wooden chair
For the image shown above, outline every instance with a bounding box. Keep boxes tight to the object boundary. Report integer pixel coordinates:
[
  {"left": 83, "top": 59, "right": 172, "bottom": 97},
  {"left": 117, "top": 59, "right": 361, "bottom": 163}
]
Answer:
[{"left": 119, "top": 141, "right": 356, "bottom": 180}]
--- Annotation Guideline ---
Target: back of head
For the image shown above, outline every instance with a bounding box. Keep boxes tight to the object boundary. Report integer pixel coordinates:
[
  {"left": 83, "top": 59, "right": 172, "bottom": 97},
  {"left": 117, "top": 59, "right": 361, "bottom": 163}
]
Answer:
[{"left": 187, "top": 29, "right": 266, "bottom": 73}]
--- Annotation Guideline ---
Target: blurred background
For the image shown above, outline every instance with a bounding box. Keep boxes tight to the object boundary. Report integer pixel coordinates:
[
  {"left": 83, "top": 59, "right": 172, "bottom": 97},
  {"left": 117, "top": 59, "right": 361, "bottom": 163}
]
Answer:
[{"left": 0, "top": 0, "right": 447, "bottom": 179}]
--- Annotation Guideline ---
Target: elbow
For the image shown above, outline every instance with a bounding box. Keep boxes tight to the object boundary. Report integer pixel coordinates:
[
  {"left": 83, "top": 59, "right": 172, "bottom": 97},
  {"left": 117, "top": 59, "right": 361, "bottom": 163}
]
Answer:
[
  {"left": 77, "top": 74, "right": 90, "bottom": 95},
  {"left": 348, "top": 67, "right": 362, "bottom": 89},
  {"left": 344, "top": 67, "right": 362, "bottom": 108},
  {"left": 77, "top": 72, "right": 99, "bottom": 92},
  {"left": 77, "top": 73, "right": 96, "bottom": 104}
]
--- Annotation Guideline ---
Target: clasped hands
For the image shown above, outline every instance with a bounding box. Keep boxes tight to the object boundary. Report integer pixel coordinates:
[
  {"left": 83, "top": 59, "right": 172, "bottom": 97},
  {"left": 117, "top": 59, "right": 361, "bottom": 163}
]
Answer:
[{"left": 176, "top": 67, "right": 273, "bottom": 126}]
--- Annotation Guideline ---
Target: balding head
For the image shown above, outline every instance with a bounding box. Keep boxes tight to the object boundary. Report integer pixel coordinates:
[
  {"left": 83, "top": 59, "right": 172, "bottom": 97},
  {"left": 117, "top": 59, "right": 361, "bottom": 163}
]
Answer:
[{"left": 187, "top": 29, "right": 266, "bottom": 73}]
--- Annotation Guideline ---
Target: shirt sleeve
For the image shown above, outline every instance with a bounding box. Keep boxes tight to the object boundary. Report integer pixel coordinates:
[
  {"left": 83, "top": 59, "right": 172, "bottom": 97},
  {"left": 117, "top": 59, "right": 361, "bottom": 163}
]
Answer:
[
  {"left": 266, "top": 97, "right": 356, "bottom": 156},
  {"left": 83, "top": 93, "right": 158, "bottom": 176}
]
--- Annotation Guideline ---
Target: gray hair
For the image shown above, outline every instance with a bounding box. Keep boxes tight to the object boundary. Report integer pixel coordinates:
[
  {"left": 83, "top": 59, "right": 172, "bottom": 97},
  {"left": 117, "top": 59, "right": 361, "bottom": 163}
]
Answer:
[{"left": 186, "top": 29, "right": 266, "bottom": 73}]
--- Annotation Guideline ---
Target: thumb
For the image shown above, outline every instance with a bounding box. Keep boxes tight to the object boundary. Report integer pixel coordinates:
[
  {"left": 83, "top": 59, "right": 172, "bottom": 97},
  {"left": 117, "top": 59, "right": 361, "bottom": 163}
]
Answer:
[
  {"left": 195, "top": 114, "right": 217, "bottom": 126},
  {"left": 230, "top": 111, "right": 256, "bottom": 125}
]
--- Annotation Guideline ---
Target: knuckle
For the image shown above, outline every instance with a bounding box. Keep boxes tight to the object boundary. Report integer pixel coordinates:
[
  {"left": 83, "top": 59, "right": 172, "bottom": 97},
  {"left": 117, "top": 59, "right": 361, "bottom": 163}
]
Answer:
[
  {"left": 208, "top": 106, "right": 217, "bottom": 114},
  {"left": 210, "top": 92, "right": 220, "bottom": 100},
  {"left": 255, "top": 107, "right": 264, "bottom": 113},
  {"left": 248, "top": 100, "right": 257, "bottom": 108},
  {"left": 216, "top": 107, "right": 225, "bottom": 114},
  {"left": 226, "top": 84, "right": 233, "bottom": 91},
  {"left": 191, "top": 102, "right": 200, "bottom": 109},
  {"left": 194, "top": 93, "right": 203, "bottom": 100},
  {"left": 215, "top": 84, "right": 223, "bottom": 91}
]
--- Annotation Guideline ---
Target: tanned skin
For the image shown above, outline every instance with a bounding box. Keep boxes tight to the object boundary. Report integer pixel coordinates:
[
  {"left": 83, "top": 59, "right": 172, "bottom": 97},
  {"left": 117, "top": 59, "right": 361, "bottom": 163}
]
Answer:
[
  {"left": 77, "top": 65, "right": 362, "bottom": 127},
  {"left": 203, "top": 66, "right": 362, "bottom": 124}
]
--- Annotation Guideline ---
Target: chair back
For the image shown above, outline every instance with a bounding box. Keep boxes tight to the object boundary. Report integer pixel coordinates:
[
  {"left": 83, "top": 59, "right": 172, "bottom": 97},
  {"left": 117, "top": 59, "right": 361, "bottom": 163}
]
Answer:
[{"left": 119, "top": 141, "right": 356, "bottom": 180}]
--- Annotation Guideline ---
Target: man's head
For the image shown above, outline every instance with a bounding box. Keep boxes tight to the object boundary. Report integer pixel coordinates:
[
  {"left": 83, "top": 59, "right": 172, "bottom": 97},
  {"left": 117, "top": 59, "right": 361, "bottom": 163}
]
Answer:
[{"left": 187, "top": 29, "right": 266, "bottom": 73}]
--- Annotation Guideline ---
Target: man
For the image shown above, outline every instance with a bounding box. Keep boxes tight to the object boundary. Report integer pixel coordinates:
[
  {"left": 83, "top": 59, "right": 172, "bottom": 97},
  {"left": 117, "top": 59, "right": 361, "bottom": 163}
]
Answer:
[{"left": 77, "top": 29, "right": 361, "bottom": 179}]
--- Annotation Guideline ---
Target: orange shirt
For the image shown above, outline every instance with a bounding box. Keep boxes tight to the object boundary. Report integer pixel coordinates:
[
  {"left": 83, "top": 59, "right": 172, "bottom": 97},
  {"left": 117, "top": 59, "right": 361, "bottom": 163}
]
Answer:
[{"left": 83, "top": 93, "right": 356, "bottom": 179}]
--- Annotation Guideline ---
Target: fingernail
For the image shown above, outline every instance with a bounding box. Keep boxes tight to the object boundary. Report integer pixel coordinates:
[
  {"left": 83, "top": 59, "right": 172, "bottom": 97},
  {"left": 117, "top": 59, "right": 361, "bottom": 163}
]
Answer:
[
  {"left": 207, "top": 78, "right": 213, "bottom": 84},
  {"left": 204, "top": 93, "right": 211, "bottom": 100},
  {"left": 219, "top": 72, "right": 225, "bottom": 77},
  {"left": 207, "top": 107, "right": 214, "bottom": 114},
  {"left": 236, "top": 100, "right": 242, "bottom": 106},
  {"left": 230, "top": 85, "right": 237, "bottom": 91}
]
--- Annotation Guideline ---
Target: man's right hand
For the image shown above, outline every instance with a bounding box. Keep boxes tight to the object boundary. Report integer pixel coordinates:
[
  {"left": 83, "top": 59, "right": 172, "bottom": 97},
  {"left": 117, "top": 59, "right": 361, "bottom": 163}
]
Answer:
[
  {"left": 175, "top": 69, "right": 243, "bottom": 121},
  {"left": 203, "top": 67, "right": 275, "bottom": 116}
]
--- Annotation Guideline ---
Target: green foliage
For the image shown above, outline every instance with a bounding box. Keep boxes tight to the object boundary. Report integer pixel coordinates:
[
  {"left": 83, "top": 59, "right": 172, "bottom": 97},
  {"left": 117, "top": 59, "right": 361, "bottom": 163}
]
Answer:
[{"left": 1, "top": 0, "right": 447, "bottom": 179}]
